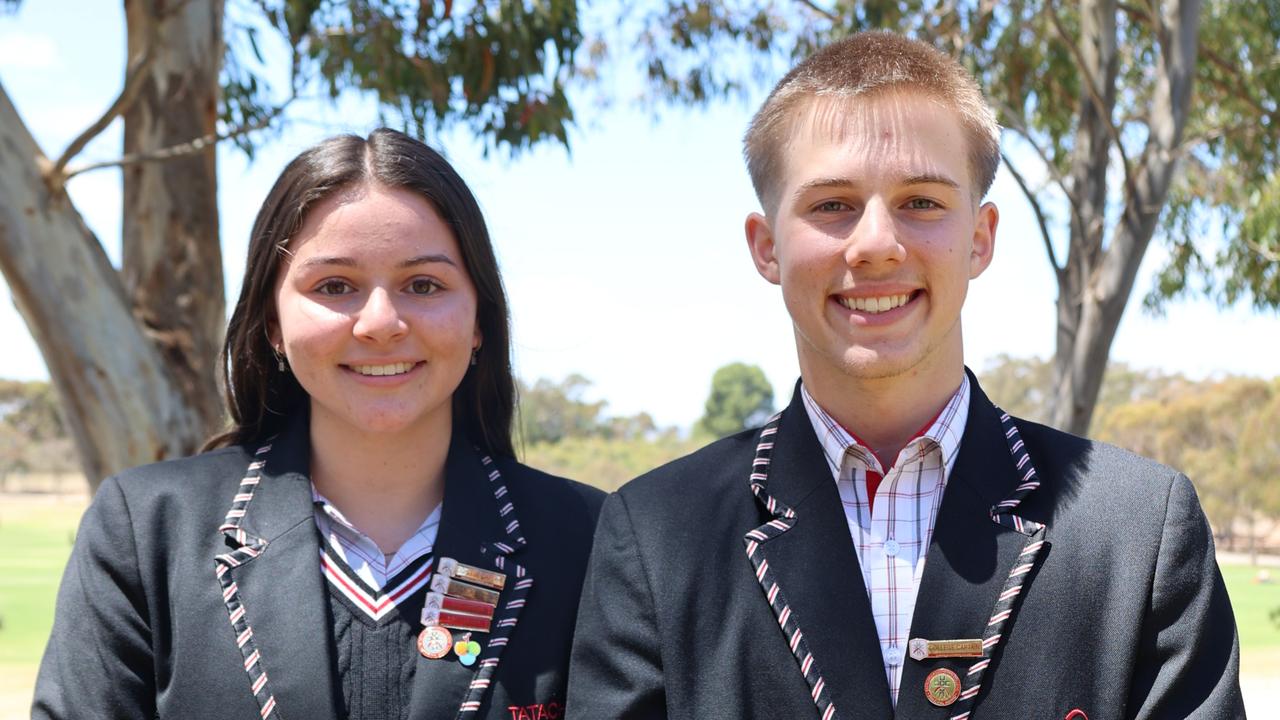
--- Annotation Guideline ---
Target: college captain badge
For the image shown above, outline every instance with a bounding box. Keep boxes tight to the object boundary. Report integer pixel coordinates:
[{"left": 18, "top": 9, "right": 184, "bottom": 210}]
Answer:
[{"left": 908, "top": 637, "right": 984, "bottom": 660}]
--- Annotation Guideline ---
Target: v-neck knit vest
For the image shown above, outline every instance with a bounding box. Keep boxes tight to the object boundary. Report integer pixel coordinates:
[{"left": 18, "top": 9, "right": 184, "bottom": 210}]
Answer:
[{"left": 324, "top": 549, "right": 433, "bottom": 720}]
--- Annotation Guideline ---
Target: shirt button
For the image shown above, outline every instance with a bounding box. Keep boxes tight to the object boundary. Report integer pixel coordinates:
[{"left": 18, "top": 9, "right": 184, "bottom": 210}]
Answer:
[
  {"left": 883, "top": 539, "right": 901, "bottom": 557},
  {"left": 885, "top": 645, "right": 903, "bottom": 665}
]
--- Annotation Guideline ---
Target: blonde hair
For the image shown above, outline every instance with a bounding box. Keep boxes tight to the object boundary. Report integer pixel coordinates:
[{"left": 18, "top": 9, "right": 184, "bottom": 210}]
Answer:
[{"left": 744, "top": 32, "right": 1000, "bottom": 213}]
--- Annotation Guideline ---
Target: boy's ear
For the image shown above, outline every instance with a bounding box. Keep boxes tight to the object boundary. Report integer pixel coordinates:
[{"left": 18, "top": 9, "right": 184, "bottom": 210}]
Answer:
[
  {"left": 969, "top": 201, "right": 998, "bottom": 279},
  {"left": 745, "top": 212, "right": 781, "bottom": 285}
]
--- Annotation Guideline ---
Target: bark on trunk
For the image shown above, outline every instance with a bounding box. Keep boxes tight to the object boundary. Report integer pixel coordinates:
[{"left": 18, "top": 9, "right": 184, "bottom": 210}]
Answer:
[
  {"left": 0, "top": 83, "right": 204, "bottom": 488},
  {"left": 122, "top": 0, "right": 226, "bottom": 438},
  {"left": 1048, "top": 0, "right": 1201, "bottom": 435}
]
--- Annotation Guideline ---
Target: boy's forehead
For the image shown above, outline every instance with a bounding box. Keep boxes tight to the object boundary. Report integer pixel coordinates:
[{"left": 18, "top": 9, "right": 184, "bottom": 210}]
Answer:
[{"left": 775, "top": 92, "right": 972, "bottom": 187}]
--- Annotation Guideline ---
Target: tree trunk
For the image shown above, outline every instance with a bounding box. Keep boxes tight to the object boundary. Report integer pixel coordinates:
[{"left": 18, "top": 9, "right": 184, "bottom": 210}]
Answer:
[
  {"left": 1048, "top": 0, "right": 1201, "bottom": 435},
  {"left": 0, "top": 83, "right": 205, "bottom": 489},
  {"left": 122, "top": 0, "right": 226, "bottom": 439}
]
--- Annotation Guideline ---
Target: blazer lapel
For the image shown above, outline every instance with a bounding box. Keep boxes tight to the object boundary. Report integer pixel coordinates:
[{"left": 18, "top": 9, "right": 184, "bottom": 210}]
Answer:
[
  {"left": 408, "top": 434, "right": 534, "bottom": 720},
  {"left": 895, "top": 376, "right": 1037, "bottom": 719},
  {"left": 214, "top": 417, "right": 340, "bottom": 720},
  {"left": 750, "top": 388, "right": 895, "bottom": 720}
]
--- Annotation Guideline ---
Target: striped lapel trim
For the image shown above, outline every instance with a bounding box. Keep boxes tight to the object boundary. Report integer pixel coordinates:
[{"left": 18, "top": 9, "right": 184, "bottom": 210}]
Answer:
[
  {"left": 742, "top": 413, "right": 841, "bottom": 720},
  {"left": 453, "top": 451, "right": 533, "bottom": 720},
  {"left": 214, "top": 443, "right": 279, "bottom": 720},
  {"left": 946, "top": 409, "right": 1049, "bottom": 720}
]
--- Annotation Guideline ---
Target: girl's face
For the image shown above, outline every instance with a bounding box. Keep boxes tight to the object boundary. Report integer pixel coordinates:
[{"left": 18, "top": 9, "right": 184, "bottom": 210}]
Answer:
[{"left": 270, "top": 183, "right": 480, "bottom": 440}]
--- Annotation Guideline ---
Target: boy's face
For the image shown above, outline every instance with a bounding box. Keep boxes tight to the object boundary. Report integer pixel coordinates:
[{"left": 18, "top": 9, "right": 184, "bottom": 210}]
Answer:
[{"left": 745, "top": 91, "right": 997, "bottom": 390}]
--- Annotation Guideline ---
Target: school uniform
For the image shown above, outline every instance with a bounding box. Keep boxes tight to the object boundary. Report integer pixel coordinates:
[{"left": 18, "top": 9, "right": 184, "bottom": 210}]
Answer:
[
  {"left": 566, "top": 371, "right": 1243, "bottom": 720},
  {"left": 34, "top": 414, "right": 604, "bottom": 720}
]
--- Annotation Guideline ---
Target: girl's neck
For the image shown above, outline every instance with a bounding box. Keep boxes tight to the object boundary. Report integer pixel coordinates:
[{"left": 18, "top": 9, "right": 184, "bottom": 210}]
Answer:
[{"left": 308, "top": 408, "right": 451, "bottom": 554}]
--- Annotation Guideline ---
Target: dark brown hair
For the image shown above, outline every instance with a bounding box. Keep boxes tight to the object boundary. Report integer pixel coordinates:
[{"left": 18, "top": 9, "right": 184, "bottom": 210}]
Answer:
[
  {"left": 206, "top": 128, "right": 516, "bottom": 457},
  {"left": 744, "top": 31, "right": 1000, "bottom": 213}
]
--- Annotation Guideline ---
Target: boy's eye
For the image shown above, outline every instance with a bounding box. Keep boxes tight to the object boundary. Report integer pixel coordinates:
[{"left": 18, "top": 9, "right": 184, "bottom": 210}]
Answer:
[
  {"left": 409, "top": 278, "right": 440, "bottom": 295},
  {"left": 816, "top": 200, "right": 850, "bottom": 212},
  {"left": 906, "top": 198, "right": 941, "bottom": 210},
  {"left": 316, "top": 279, "right": 353, "bottom": 296}
]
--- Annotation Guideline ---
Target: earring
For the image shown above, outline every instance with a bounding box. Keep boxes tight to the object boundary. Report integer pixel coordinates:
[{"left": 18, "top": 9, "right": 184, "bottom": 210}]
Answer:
[
  {"left": 470, "top": 347, "right": 479, "bottom": 366},
  {"left": 273, "top": 344, "right": 288, "bottom": 372}
]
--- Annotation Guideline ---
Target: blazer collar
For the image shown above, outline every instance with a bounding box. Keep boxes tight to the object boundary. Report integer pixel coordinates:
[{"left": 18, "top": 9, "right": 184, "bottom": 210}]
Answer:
[
  {"left": 215, "top": 412, "right": 339, "bottom": 720},
  {"left": 894, "top": 370, "right": 1035, "bottom": 718},
  {"left": 752, "top": 383, "right": 896, "bottom": 719},
  {"left": 407, "top": 432, "right": 534, "bottom": 719}
]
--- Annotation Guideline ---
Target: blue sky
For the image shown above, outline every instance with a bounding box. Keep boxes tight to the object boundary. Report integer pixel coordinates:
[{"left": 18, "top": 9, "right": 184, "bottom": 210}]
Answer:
[{"left": 1, "top": 2, "right": 1276, "bottom": 429}]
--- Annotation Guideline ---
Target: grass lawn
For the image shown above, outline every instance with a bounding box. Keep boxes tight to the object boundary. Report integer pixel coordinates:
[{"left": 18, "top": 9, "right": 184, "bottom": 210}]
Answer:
[
  {"left": 1221, "top": 561, "right": 1280, "bottom": 676},
  {"left": 0, "top": 494, "right": 84, "bottom": 719},
  {"left": 0, "top": 493, "right": 1276, "bottom": 718}
]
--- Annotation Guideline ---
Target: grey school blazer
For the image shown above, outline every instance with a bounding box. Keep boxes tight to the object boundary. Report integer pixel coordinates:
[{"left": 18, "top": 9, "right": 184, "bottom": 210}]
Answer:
[{"left": 34, "top": 416, "right": 604, "bottom": 720}]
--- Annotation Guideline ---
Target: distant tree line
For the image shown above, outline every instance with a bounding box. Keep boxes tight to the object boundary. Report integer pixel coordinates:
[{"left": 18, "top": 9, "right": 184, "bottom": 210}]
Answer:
[
  {"left": 979, "top": 354, "right": 1280, "bottom": 557},
  {"left": 5, "top": 358, "right": 1276, "bottom": 555}
]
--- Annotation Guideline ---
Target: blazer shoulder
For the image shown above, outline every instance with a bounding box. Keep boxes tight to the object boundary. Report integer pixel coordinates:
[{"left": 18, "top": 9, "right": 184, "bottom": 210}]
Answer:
[
  {"left": 1011, "top": 416, "right": 1187, "bottom": 514},
  {"left": 494, "top": 456, "right": 606, "bottom": 523},
  {"left": 106, "top": 445, "right": 258, "bottom": 505},
  {"left": 616, "top": 427, "right": 761, "bottom": 506},
  {"left": 1015, "top": 417, "right": 1179, "bottom": 478}
]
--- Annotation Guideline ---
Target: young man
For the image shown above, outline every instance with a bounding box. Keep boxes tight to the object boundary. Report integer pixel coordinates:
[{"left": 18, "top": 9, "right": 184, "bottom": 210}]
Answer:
[{"left": 566, "top": 32, "right": 1243, "bottom": 720}]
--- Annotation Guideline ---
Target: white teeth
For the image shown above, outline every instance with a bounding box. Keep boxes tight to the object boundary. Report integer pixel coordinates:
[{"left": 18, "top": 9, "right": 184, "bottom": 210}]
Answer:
[
  {"left": 351, "top": 362, "right": 414, "bottom": 376},
  {"left": 839, "top": 293, "right": 912, "bottom": 314}
]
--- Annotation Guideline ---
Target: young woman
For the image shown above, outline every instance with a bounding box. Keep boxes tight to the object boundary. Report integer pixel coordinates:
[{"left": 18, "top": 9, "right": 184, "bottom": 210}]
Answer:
[{"left": 34, "top": 129, "right": 604, "bottom": 720}]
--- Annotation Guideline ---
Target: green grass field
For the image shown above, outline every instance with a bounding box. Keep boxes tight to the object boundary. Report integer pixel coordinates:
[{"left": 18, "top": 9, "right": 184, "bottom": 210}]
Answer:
[
  {"left": 0, "top": 495, "right": 1277, "bottom": 718},
  {"left": 0, "top": 494, "right": 83, "bottom": 718}
]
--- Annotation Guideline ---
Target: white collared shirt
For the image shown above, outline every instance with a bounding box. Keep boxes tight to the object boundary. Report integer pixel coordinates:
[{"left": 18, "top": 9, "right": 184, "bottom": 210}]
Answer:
[
  {"left": 311, "top": 486, "right": 442, "bottom": 591},
  {"left": 801, "top": 375, "right": 970, "bottom": 706}
]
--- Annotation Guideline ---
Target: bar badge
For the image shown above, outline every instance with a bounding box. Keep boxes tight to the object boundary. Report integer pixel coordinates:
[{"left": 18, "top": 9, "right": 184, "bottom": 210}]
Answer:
[{"left": 909, "top": 637, "right": 984, "bottom": 661}]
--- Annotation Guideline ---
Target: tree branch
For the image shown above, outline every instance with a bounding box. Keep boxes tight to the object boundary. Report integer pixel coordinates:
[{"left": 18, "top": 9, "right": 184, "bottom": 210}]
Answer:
[
  {"left": 1199, "top": 45, "right": 1280, "bottom": 123},
  {"left": 1045, "top": 0, "right": 1140, "bottom": 210},
  {"left": 1002, "top": 152, "right": 1066, "bottom": 279},
  {"left": 1244, "top": 238, "right": 1280, "bottom": 264},
  {"left": 47, "top": 41, "right": 156, "bottom": 190},
  {"left": 994, "top": 98, "right": 1082, "bottom": 218},
  {"left": 63, "top": 99, "right": 292, "bottom": 180},
  {"left": 794, "top": 0, "right": 839, "bottom": 23}
]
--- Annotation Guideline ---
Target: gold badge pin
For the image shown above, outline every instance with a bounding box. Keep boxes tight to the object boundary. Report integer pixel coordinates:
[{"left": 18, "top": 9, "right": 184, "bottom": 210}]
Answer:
[
  {"left": 924, "top": 668, "right": 962, "bottom": 707},
  {"left": 908, "top": 637, "right": 984, "bottom": 660},
  {"left": 438, "top": 557, "right": 507, "bottom": 590},
  {"left": 430, "top": 574, "right": 501, "bottom": 605}
]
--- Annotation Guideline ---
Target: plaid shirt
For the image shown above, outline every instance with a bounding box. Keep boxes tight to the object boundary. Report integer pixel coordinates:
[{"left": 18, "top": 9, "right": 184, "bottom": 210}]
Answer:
[
  {"left": 800, "top": 375, "right": 970, "bottom": 707},
  {"left": 312, "top": 486, "right": 442, "bottom": 590}
]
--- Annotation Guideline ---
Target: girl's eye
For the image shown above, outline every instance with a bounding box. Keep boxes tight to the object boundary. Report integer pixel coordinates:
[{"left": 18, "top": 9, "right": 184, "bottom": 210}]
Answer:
[
  {"left": 408, "top": 278, "right": 441, "bottom": 295},
  {"left": 316, "top": 279, "right": 353, "bottom": 296}
]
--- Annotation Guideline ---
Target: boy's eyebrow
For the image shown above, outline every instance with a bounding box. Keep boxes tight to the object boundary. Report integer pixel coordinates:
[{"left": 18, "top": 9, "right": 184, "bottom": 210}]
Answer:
[
  {"left": 297, "top": 253, "right": 458, "bottom": 269},
  {"left": 901, "top": 172, "right": 961, "bottom": 189},
  {"left": 792, "top": 172, "right": 961, "bottom": 200}
]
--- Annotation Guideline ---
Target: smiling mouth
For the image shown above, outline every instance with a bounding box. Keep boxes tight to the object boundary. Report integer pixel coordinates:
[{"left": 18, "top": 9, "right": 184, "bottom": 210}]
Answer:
[
  {"left": 347, "top": 362, "right": 419, "bottom": 377},
  {"left": 836, "top": 292, "right": 917, "bottom": 314}
]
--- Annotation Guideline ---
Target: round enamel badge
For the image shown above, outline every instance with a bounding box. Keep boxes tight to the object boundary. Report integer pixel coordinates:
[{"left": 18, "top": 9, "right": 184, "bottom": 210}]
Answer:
[
  {"left": 417, "top": 625, "right": 453, "bottom": 659},
  {"left": 924, "top": 668, "right": 961, "bottom": 707}
]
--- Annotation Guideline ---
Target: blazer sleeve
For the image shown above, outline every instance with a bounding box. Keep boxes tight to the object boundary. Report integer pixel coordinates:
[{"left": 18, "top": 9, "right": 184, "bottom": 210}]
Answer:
[
  {"left": 32, "top": 476, "right": 156, "bottom": 720},
  {"left": 565, "top": 492, "right": 667, "bottom": 719},
  {"left": 1127, "top": 473, "right": 1245, "bottom": 719}
]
